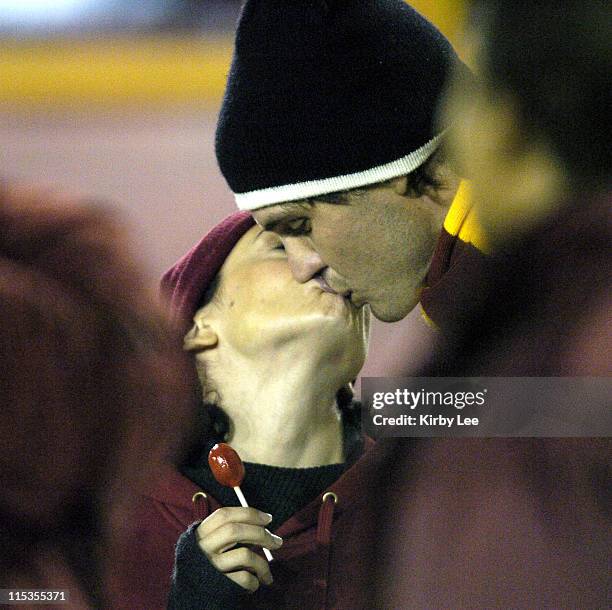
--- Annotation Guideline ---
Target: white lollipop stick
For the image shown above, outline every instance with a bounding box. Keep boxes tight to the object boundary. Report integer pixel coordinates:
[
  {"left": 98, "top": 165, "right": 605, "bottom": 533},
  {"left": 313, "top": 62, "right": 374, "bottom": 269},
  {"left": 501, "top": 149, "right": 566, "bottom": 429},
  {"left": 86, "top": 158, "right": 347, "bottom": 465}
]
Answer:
[{"left": 233, "top": 486, "right": 274, "bottom": 562}]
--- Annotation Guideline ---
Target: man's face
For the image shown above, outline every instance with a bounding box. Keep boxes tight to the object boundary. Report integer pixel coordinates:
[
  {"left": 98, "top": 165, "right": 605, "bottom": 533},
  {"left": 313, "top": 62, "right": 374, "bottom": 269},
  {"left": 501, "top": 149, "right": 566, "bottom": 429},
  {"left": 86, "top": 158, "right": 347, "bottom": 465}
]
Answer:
[{"left": 252, "top": 174, "right": 459, "bottom": 322}]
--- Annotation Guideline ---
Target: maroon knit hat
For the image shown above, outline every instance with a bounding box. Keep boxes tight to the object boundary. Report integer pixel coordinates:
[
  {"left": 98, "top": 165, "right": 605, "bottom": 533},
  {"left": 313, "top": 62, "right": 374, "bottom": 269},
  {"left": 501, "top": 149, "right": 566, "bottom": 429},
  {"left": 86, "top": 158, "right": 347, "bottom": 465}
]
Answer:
[{"left": 160, "top": 211, "right": 255, "bottom": 331}]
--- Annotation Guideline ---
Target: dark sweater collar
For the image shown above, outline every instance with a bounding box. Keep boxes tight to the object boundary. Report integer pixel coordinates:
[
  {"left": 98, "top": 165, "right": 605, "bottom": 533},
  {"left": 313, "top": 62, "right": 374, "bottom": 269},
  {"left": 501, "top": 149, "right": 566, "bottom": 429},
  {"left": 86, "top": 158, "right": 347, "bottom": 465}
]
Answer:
[
  {"left": 181, "top": 412, "right": 363, "bottom": 530},
  {"left": 146, "top": 434, "right": 386, "bottom": 541},
  {"left": 183, "top": 460, "right": 346, "bottom": 531}
]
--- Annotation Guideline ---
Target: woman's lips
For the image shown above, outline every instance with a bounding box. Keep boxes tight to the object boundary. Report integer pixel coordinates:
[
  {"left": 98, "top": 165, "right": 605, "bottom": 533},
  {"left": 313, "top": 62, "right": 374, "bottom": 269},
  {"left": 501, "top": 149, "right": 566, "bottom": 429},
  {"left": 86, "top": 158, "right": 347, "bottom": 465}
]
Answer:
[{"left": 314, "top": 276, "right": 339, "bottom": 294}]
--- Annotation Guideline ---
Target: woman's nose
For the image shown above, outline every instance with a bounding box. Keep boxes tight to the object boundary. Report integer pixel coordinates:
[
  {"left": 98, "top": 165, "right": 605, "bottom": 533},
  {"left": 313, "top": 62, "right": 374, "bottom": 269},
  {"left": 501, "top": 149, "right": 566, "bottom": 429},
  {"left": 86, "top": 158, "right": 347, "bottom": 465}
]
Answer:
[{"left": 284, "top": 238, "right": 326, "bottom": 283}]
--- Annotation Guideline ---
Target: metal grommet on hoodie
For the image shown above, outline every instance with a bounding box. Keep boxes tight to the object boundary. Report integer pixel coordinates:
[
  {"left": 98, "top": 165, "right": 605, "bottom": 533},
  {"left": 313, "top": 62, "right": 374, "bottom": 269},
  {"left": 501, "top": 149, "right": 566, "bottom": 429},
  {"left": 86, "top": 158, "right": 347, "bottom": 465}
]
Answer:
[
  {"left": 321, "top": 491, "right": 338, "bottom": 505},
  {"left": 191, "top": 491, "right": 210, "bottom": 522}
]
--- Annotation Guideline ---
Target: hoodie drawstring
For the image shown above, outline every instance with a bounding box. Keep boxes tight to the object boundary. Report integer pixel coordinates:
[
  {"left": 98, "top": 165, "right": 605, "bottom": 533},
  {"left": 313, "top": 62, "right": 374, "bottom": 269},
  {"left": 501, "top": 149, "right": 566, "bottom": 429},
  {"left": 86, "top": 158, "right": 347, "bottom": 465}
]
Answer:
[{"left": 316, "top": 491, "right": 338, "bottom": 610}]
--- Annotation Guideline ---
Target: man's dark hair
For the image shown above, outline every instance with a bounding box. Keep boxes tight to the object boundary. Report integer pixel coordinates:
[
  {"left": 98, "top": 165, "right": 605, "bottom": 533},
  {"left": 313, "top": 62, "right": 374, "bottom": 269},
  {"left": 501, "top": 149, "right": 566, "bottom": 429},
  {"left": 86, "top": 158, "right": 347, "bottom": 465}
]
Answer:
[{"left": 476, "top": 0, "right": 610, "bottom": 188}]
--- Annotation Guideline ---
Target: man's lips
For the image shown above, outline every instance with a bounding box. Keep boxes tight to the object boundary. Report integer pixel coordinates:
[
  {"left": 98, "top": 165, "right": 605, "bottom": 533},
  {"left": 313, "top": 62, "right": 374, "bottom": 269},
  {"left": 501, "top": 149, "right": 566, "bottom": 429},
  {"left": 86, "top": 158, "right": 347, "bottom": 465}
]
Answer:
[{"left": 313, "top": 275, "right": 351, "bottom": 299}]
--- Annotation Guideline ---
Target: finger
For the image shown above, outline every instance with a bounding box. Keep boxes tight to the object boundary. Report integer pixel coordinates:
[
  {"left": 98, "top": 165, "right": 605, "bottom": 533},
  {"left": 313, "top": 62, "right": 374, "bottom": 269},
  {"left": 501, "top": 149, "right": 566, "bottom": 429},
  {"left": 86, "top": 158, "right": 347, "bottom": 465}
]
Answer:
[
  {"left": 211, "top": 547, "right": 273, "bottom": 585},
  {"left": 204, "top": 523, "right": 282, "bottom": 555},
  {"left": 226, "top": 570, "right": 260, "bottom": 593},
  {"left": 197, "top": 506, "right": 272, "bottom": 539}
]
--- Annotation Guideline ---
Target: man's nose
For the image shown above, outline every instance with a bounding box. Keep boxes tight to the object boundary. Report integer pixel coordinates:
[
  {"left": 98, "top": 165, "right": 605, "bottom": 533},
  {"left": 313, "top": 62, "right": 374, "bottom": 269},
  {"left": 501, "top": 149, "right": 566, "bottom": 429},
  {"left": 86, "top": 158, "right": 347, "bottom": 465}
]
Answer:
[{"left": 284, "top": 238, "right": 326, "bottom": 283}]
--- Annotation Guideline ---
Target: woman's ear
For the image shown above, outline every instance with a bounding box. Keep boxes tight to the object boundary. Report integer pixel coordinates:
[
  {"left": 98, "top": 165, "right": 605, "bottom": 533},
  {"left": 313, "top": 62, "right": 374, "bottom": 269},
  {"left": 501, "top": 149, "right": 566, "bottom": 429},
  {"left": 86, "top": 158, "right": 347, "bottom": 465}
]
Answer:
[{"left": 183, "top": 316, "right": 218, "bottom": 352}]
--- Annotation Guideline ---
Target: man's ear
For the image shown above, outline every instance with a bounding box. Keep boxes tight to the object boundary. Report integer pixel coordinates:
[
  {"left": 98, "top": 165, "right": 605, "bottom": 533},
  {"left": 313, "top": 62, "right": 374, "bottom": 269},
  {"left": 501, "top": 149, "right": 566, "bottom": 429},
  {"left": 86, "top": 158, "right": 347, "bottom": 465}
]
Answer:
[
  {"left": 391, "top": 175, "right": 409, "bottom": 196},
  {"left": 183, "top": 316, "right": 218, "bottom": 352}
]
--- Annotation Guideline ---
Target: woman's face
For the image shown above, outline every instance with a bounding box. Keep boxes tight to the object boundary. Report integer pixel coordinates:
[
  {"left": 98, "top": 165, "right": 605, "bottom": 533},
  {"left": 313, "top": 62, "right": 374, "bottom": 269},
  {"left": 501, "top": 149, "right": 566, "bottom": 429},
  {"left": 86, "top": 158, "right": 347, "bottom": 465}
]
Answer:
[{"left": 194, "top": 225, "right": 369, "bottom": 378}]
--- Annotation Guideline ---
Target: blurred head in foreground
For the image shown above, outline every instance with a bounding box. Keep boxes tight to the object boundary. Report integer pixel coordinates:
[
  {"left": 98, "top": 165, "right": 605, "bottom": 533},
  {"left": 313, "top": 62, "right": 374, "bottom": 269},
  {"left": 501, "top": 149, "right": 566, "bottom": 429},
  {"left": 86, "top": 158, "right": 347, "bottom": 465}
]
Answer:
[
  {"left": 0, "top": 184, "right": 196, "bottom": 606},
  {"left": 444, "top": 0, "right": 611, "bottom": 245},
  {"left": 374, "top": 7, "right": 611, "bottom": 609}
]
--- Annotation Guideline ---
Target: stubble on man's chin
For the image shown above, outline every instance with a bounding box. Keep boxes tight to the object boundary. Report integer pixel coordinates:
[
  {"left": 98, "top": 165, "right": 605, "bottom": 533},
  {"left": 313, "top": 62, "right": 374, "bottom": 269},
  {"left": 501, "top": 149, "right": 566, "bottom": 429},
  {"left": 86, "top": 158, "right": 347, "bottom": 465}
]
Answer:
[{"left": 370, "top": 289, "right": 420, "bottom": 323}]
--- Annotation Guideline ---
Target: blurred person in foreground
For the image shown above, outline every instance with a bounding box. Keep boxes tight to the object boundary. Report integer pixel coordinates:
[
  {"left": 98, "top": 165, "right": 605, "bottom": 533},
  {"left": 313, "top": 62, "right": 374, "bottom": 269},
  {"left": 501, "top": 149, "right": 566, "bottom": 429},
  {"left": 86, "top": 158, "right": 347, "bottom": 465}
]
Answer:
[
  {"left": 0, "top": 184, "right": 197, "bottom": 608},
  {"left": 114, "top": 212, "right": 374, "bottom": 609},
  {"left": 375, "top": 2, "right": 611, "bottom": 608}
]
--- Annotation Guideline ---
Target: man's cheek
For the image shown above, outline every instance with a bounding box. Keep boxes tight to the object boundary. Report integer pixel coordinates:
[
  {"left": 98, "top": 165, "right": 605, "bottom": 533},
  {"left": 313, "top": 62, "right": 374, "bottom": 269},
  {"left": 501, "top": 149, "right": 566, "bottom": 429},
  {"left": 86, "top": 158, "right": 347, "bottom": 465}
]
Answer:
[{"left": 314, "top": 223, "right": 349, "bottom": 253}]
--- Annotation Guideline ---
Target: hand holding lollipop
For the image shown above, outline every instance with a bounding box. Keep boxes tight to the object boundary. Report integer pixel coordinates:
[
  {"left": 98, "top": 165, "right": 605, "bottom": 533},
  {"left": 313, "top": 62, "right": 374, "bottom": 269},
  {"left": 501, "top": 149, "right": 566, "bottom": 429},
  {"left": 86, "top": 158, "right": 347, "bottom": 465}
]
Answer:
[{"left": 208, "top": 443, "right": 274, "bottom": 562}]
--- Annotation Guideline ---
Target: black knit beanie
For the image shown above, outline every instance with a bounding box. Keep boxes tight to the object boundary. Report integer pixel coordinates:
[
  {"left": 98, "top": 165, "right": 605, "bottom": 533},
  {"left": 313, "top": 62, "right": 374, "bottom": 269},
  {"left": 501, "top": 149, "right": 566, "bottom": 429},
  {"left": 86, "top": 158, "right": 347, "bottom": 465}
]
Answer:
[{"left": 216, "top": 0, "right": 467, "bottom": 211}]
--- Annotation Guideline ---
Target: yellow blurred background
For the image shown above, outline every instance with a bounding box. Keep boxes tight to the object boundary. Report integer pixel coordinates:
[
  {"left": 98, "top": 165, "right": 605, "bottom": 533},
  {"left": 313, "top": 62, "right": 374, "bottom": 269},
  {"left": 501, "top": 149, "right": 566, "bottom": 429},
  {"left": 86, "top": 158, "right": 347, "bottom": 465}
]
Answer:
[{"left": 0, "top": 1, "right": 467, "bottom": 110}]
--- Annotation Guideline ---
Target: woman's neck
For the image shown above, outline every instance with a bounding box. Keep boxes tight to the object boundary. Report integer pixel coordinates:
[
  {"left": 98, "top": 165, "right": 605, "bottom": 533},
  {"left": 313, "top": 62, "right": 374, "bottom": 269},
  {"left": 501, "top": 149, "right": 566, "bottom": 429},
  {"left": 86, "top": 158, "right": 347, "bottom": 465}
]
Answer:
[{"left": 202, "top": 347, "right": 346, "bottom": 467}]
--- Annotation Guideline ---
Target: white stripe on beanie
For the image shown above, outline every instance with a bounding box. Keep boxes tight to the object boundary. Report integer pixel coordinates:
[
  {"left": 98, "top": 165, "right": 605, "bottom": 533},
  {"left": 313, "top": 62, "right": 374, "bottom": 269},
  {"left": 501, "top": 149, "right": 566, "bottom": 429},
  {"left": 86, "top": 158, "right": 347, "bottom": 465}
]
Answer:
[{"left": 234, "top": 133, "right": 445, "bottom": 211}]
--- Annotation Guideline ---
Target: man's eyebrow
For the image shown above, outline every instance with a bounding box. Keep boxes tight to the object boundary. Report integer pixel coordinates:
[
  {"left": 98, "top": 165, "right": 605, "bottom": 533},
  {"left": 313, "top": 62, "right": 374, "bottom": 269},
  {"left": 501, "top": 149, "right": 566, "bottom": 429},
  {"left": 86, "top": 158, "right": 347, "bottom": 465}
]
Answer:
[
  {"left": 262, "top": 202, "right": 311, "bottom": 232},
  {"left": 262, "top": 218, "right": 283, "bottom": 232}
]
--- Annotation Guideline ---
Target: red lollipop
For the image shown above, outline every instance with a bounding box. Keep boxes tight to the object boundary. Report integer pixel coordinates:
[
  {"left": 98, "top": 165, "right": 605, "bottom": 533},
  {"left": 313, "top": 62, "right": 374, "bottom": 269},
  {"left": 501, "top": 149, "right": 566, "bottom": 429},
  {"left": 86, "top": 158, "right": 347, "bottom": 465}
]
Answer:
[
  {"left": 208, "top": 443, "right": 273, "bottom": 562},
  {"left": 208, "top": 442, "right": 245, "bottom": 487}
]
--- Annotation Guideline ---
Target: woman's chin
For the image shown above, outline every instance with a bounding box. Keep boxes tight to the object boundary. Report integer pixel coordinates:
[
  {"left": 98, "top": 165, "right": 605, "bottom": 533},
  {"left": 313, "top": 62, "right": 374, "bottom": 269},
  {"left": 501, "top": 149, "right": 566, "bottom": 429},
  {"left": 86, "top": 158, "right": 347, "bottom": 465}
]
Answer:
[
  {"left": 314, "top": 290, "right": 360, "bottom": 320},
  {"left": 235, "top": 303, "right": 366, "bottom": 357},
  {"left": 305, "top": 299, "right": 368, "bottom": 351},
  {"left": 298, "top": 322, "right": 367, "bottom": 369}
]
